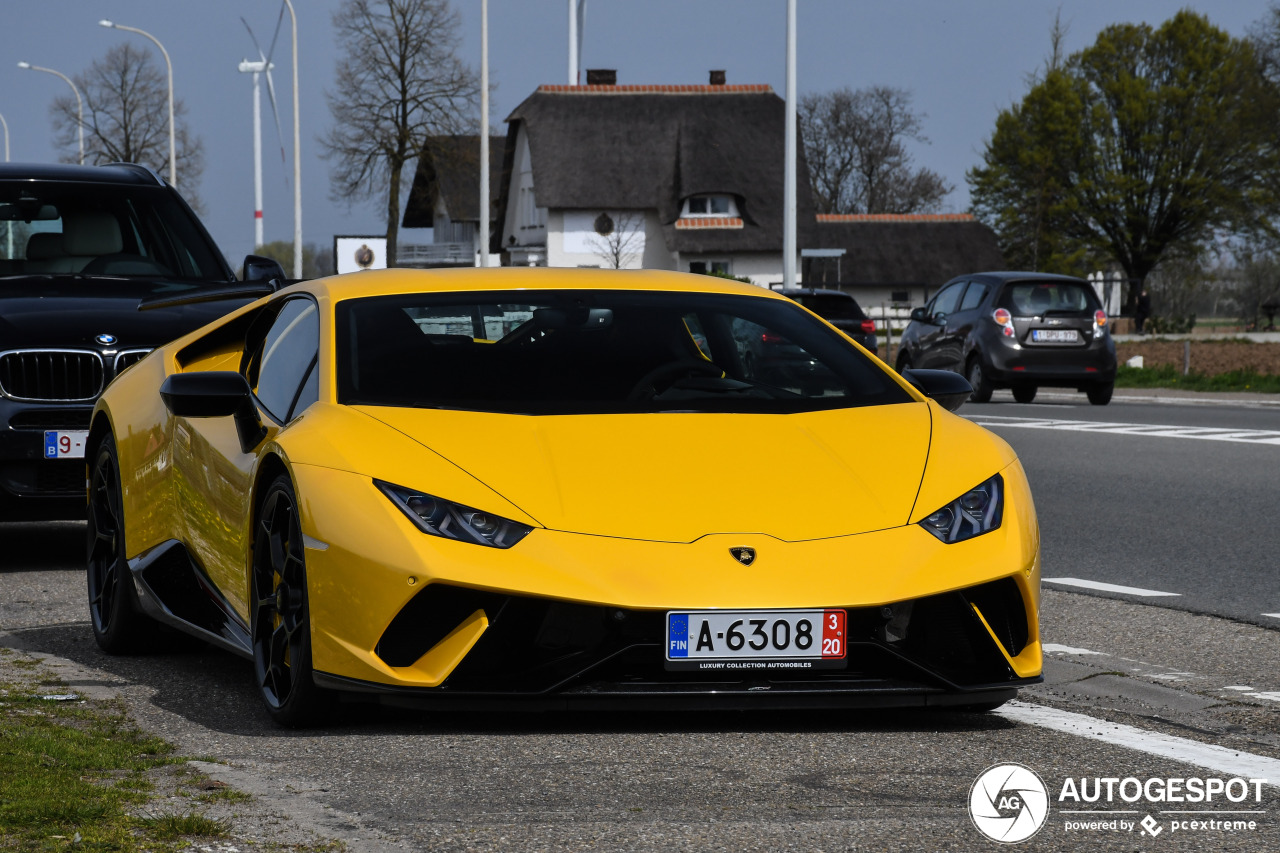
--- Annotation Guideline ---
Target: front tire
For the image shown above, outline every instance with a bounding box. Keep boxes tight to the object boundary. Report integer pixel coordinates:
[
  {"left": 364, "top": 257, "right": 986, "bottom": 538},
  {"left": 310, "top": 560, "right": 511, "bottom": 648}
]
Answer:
[
  {"left": 87, "top": 436, "right": 152, "bottom": 653},
  {"left": 1087, "top": 382, "right": 1114, "bottom": 406},
  {"left": 967, "top": 357, "right": 994, "bottom": 403},
  {"left": 252, "top": 473, "right": 332, "bottom": 727}
]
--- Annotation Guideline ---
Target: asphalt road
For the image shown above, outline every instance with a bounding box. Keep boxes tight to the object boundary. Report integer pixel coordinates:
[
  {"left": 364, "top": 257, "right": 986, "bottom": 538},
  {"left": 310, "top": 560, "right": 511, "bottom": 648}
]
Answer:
[
  {"left": 3, "top": 392, "right": 1280, "bottom": 851},
  {"left": 964, "top": 390, "right": 1280, "bottom": 626}
]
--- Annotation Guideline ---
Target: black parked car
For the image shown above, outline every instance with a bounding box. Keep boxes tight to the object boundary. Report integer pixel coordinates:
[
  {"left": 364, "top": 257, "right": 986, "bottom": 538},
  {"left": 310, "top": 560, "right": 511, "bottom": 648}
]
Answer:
[
  {"left": 0, "top": 162, "right": 285, "bottom": 520},
  {"left": 778, "top": 288, "right": 879, "bottom": 352},
  {"left": 895, "top": 272, "right": 1116, "bottom": 405}
]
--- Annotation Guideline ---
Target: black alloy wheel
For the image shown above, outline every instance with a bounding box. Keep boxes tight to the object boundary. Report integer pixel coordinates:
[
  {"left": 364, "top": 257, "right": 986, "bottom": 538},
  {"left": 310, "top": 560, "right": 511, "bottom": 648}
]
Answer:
[
  {"left": 967, "top": 357, "right": 994, "bottom": 403},
  {"left": 251, "top": 473, "right": 331, "bottom": 726},
  {"left": 1012, "top": 385, "right": 1038, "bottom": 404},
  {"left": 87, "top": 437, "right": 149, "bottom": 652}
]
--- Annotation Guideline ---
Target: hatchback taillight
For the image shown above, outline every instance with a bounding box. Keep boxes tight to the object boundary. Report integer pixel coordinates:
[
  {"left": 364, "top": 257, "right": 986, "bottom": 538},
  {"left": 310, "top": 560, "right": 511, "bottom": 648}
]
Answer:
[
  {"left": 860, "top": 319, "right": 877, "bottom": 335},
  {"left": 1094, "top": 310, "right": 1108, "bottom": 328},
  {"left": 992, "top": 308, "right": 1015, "bottom": 338}
]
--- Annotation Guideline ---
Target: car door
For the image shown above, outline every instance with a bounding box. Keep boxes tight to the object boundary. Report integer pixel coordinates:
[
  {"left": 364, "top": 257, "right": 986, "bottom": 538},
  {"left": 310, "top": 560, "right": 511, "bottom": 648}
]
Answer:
[
  {"left": 937, "top": 281, "right": 989, "bottom": 371},
  {"left": 916, "top": 281, "right": 966, "bottom": 368},
  {"left": 173, "top": 296, "right": 320, "bottom": 621}
]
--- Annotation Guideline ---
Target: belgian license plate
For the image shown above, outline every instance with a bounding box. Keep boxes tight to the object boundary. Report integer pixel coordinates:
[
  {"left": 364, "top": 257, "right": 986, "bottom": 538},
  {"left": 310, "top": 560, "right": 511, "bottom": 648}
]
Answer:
[
  {"left": 44, "top": 430, "right": 88, "bottom": 460},
  {"left": 665, "top": 609, "right": 847, "bottom": 671},
  {"left": 1031, "top": 328, "right": 1080, "bottom": 342}
]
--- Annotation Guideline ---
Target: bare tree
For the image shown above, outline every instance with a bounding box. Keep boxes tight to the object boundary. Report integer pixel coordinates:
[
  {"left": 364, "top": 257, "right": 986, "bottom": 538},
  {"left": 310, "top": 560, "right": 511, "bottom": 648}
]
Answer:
[
  {"left": 322, "top": 0, "right": 480, "bottom": 267},
  {"left": 50, "top": 43, "right": 205, "bottom": 207},
  {"left": 585, "top": 212, "right": 644, "bottom": 269},
  {"left": 799, "top": 86, "right": 951, "bottom": 215}
]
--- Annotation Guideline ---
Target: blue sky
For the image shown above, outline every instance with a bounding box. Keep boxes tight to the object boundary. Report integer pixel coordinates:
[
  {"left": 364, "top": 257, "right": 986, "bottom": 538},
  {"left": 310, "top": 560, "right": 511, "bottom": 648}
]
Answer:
[{"left": 4, "top": 1, "right": 1273, "bottom": 265}]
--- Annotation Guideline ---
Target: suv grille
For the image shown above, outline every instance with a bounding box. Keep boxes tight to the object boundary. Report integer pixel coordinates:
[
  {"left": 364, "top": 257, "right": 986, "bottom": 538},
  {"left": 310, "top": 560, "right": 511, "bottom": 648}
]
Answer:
[
  {"left": 114, "top": 349, "right": 152, "bottom": 373},
  {"left": 0, "top": 350, "right": 105, "bottom": 401}
]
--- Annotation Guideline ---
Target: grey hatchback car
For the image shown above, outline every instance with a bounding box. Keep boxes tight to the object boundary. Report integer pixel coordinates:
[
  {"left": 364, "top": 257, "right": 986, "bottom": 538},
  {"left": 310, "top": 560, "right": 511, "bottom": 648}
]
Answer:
[{"left": 895, "top": 272, "right": 1117, "bottom": 405}]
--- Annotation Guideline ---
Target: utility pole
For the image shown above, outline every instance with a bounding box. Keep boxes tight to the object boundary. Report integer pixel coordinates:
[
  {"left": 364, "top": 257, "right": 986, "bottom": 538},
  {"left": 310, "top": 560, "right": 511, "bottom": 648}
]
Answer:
[
  {"left": 479, "top": 0, "right": 490, "bottom": 267},
  {"left": 783, "top": 0, "right": 797, "bottom": 288}
]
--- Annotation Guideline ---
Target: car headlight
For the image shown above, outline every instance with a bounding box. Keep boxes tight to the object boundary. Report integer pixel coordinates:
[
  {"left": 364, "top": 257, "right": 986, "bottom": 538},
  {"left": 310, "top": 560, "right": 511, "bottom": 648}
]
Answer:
[
  {"left": 918, "top": 474, "right": 1003, "bottom": 543},
  {"left": 377, "top": 481, "right": 533, "bottom": 549}
]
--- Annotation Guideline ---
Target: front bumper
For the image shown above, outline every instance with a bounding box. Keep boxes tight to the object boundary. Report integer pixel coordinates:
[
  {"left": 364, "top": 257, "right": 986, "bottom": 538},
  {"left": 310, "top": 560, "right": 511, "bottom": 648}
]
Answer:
[{"left": 0, "top": 400, "right": 93, "bottom": 520}]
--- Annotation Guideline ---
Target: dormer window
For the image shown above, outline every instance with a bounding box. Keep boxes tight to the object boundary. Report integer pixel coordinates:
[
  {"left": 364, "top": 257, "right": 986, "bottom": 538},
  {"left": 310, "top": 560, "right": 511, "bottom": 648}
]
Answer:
[{"left": 683, "top": 195, "right": 737, "bottom": 217}]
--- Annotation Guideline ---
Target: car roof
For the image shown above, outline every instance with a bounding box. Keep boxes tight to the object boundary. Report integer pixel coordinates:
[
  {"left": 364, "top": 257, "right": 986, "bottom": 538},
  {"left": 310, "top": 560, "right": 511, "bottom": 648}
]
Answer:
[
  {"left": 295, "top": 267, "right": 798, "bottom": 304},
  {"left": 776, "top": 287, "right": 853, "bottom": 298},
  {"left": 0, "top": 162, "right": 165, "bottom": 186},
  {"left": 960, "top": 271, "right": 1090, "bottom": 285}
]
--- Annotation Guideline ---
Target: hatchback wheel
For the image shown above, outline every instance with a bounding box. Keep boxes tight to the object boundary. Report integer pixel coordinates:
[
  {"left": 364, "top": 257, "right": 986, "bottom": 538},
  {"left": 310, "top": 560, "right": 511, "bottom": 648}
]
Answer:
[
  {"left": 967, "top": 358, "right": 993, "bottom": 403},
  {"left": 1087, "top": 382, "right": 1114, "bottom": 406}
]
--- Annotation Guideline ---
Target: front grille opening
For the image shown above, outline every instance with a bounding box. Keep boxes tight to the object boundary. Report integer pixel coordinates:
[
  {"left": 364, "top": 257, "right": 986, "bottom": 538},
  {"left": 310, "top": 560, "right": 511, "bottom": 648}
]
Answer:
[
  {"left": 0, "top": 351, "right": 104, "bottom": 401},
  {"left": 7, "top": 407, "right": 94, "bottom": 430},
  {"left": 375, "top": 584, "right": 509, "bottom": 667},
  {"left": 962, "top": 577, "right": 1030, "bottom": 658}
]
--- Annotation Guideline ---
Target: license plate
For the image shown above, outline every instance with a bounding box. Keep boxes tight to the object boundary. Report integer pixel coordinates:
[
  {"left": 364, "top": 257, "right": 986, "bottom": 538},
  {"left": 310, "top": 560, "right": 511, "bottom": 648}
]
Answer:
[
  {"left": 1031, "top": 328, "right": 1080, "bottom": 342},
  {"left": 665, "top": 609, "right": 847, "bottom": 671},
  {"left": 44, "top": 430, "right": 88, "bottom": 460}
]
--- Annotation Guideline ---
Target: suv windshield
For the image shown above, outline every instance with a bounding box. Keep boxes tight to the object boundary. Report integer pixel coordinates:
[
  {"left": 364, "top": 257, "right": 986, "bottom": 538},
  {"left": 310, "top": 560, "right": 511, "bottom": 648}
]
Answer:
[
  {"left": 0, "top": 181, "right": 228, "bottom": 283},
  {"left": 998, "top": 281, "right": 1100, "bottom": 317},
  {"left": 337, "top": 289, "right": 910, "bottom": 415}
]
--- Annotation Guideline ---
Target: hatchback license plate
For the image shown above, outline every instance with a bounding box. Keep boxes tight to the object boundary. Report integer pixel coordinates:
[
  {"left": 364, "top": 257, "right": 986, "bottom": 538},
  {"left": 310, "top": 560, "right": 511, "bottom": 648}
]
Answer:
[
  {"left": 44, "top": 430, "right": 88, "bottom": 460},
  {"left": 1031, "top": 328, "right": 1080, "bottom": 342},
  {"left": 665, "top": 609, "right": 846, "bottom": 671}
]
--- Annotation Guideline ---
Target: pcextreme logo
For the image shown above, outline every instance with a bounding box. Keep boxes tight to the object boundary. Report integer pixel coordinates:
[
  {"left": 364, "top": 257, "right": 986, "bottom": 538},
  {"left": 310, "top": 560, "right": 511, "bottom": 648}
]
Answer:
[{"left": 969, "top": 763, "right": 1050, "bottom": 843}]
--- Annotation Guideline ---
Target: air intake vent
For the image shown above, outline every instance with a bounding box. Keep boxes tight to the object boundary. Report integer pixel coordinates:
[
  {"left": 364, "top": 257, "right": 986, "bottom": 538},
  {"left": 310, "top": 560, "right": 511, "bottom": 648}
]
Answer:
[
  {"left": 114, "top": 349, "right": 152, "bottom": 373},
  {"left": 0, "top": 350, "right": 104, "bottom": 401}
]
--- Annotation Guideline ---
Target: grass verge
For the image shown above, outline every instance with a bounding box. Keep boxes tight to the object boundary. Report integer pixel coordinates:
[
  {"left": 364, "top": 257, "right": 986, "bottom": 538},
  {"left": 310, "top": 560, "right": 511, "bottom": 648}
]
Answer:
[
  {"left": 0, "top": 648, "right": 230, "bottom": 852},
  {"left": 1115, "top": 365, "right": 1280, "bottom": 394}
]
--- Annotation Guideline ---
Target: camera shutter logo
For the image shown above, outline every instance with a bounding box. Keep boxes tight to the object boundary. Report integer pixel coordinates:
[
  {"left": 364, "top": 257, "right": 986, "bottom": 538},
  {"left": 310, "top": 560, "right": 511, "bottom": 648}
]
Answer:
[{"left": 968, "top": 763, "right": 1049, "bottom": 843}]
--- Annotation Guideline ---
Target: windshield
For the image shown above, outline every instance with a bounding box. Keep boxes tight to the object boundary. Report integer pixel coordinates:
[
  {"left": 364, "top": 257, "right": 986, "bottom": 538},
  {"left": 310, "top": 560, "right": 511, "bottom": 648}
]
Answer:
[
  {"left": 336, "top": 289, "right": 911, "bottom": 415},
  {"left": 0, "top": 180, "right": 230, "bottom": 284},
  {"left": 998, "top": 281, "right": 1100, "bottom": 316}
]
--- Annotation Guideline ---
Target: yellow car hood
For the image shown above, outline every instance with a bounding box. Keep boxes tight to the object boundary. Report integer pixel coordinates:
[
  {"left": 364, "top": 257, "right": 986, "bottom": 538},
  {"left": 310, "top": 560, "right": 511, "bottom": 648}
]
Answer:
[{"left": 355, "top": 402, "right": 932, "bottom": 542}]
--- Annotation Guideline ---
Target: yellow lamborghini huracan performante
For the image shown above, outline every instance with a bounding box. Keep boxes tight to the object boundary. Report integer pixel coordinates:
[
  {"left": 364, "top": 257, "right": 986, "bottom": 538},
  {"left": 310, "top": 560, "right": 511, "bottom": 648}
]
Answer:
[{"left": 86, "top": 268, "right": 1041, "bottom": 725}]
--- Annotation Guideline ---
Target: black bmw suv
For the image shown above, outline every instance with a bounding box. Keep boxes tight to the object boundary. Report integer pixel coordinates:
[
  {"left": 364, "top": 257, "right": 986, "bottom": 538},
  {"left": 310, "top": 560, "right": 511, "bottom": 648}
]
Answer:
[
  {"left": 0, "top": 163, "right": 283, "bottom": 520},
  {"left": 895, "top": 272, "right": 1117, "bottom": 405}
]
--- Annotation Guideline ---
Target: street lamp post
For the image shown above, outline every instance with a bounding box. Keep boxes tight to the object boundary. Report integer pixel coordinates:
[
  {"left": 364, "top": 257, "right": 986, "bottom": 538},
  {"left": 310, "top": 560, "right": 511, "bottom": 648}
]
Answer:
[
  {"left": 99, "top": 20, "right": 176, "bottom": 189},
  {"left": 17, "top": 62, "right": 83, "bottom": 164},
  {"left": 283, "top": 0, "right": 302, "bottom": 279},
  {"left": 0, "top": 112, "right": 9, "bottom": 161}
]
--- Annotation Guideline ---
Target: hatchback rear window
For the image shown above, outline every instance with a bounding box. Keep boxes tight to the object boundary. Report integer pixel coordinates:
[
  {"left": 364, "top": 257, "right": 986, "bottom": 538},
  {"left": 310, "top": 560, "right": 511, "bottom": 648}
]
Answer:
[{"left": 998, "top": 282, "right": 1100, "bottom": 317}]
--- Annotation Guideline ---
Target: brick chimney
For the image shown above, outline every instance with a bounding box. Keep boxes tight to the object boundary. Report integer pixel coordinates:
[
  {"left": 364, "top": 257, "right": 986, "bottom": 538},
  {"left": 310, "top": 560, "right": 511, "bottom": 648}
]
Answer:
[
  {"left": 709, "top": 70, "right": 726, "bottom": 85},
  {"left": 586, "top": 69, "right": 616, "bottom": 85}
]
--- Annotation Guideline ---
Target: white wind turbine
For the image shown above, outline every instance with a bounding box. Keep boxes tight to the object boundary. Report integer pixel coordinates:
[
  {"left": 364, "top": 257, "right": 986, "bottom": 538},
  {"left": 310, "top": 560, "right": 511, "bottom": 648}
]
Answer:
[{"left": 238, "top": 9, "right": 289, "bottom": 250}]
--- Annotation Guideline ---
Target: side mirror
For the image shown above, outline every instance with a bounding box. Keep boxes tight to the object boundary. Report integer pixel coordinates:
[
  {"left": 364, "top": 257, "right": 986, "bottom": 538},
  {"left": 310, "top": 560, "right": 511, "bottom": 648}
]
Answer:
[
  {"left": 242, "top": 254, "right": 287, "bottom": 288},
  {"left": 160, "top": 372, "right": 267, "bottom": 452},
  {"left": 909, "top": 307, "right": 929, "bottom": 323},
  {"left": 902, "top": 368, "right": 972, "bottom": 412}
]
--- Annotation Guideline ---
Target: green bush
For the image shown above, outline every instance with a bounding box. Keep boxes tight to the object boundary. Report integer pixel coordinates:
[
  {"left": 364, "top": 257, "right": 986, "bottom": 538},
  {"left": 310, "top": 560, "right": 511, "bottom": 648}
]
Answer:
[{"left": 1145, "top": 314, "right": 1197, "bottom": 334}]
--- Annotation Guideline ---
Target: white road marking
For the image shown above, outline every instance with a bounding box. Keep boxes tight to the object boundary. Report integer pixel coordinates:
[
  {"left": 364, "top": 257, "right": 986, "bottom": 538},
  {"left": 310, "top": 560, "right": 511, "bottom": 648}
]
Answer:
[
  {"left": 1263, "top": 614, "right": 1280, "bottom": 619},
  {"left": 1223, "top": 686, "right": 1256, "bottom": 691},
  {"left": 998, "top": 702, "right": 1280, "bottom": 786},
  {"left": 1042, "top": 644, "right": 1109, "bottom": 655},
  {"left": 1243, "top": 693, "right": 1280, "bottom": 702},
  {"left": 971, "top": 414, "right": 1280, "bottom": 446},
  {"left": 1044, "top": 577, "right": 1181, "bottom": 597}
]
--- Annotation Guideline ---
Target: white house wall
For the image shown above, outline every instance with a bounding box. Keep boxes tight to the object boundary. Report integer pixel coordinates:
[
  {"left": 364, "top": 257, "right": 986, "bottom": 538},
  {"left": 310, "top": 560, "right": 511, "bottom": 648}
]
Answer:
[{"left": 548, "top": 209, "right": 677, "bottom": 270}]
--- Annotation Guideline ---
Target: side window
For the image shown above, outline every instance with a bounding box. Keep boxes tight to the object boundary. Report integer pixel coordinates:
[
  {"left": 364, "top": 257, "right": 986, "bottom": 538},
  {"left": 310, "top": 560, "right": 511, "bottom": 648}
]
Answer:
[
  {"left": 959, "top": 282, "right": 989, "bottom": 312},
  {"left": 252, "top": 298, "right": 319, "bottom": 423},
  {"left": 931, "top": 282, "right": 965, "bottom": 320}
]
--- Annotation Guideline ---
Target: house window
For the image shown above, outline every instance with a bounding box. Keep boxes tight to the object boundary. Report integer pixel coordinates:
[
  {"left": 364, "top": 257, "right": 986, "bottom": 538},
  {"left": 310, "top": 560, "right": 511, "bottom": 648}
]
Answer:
[
  {"left": 689, "top": 260, "right": 730, "bottom": 276},
  {"left": 683, "top": 195, "right": 736, "bottom": 217}
]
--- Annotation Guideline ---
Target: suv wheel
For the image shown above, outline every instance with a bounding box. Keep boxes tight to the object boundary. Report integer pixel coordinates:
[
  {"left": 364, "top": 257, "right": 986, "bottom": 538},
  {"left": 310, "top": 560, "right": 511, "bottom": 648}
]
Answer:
[
  {"left": 1012, "top": 385, "right": 1037, "bottom": 404},
  {"left": 967, "top": 357, "right": 993, "bottom": 403}
]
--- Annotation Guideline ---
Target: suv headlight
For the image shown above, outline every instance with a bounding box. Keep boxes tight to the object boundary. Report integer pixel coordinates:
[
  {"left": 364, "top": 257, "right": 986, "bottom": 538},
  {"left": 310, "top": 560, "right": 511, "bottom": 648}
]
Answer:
[
  {"left": 918, "top": 474, "right": 1003, "bottom": 543},
  {"left": 377, "top": 481, "right": 534, "bottom": 549}
]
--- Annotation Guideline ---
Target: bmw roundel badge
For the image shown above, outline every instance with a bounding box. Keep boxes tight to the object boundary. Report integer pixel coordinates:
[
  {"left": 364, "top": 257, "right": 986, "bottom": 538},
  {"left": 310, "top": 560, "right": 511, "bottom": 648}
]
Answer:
[
  {"left": 730, "top": 547, "right": 756, "bottom": 566},
  {"left": 95, "top": 333, "right": 118, "bottom": 346}
]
